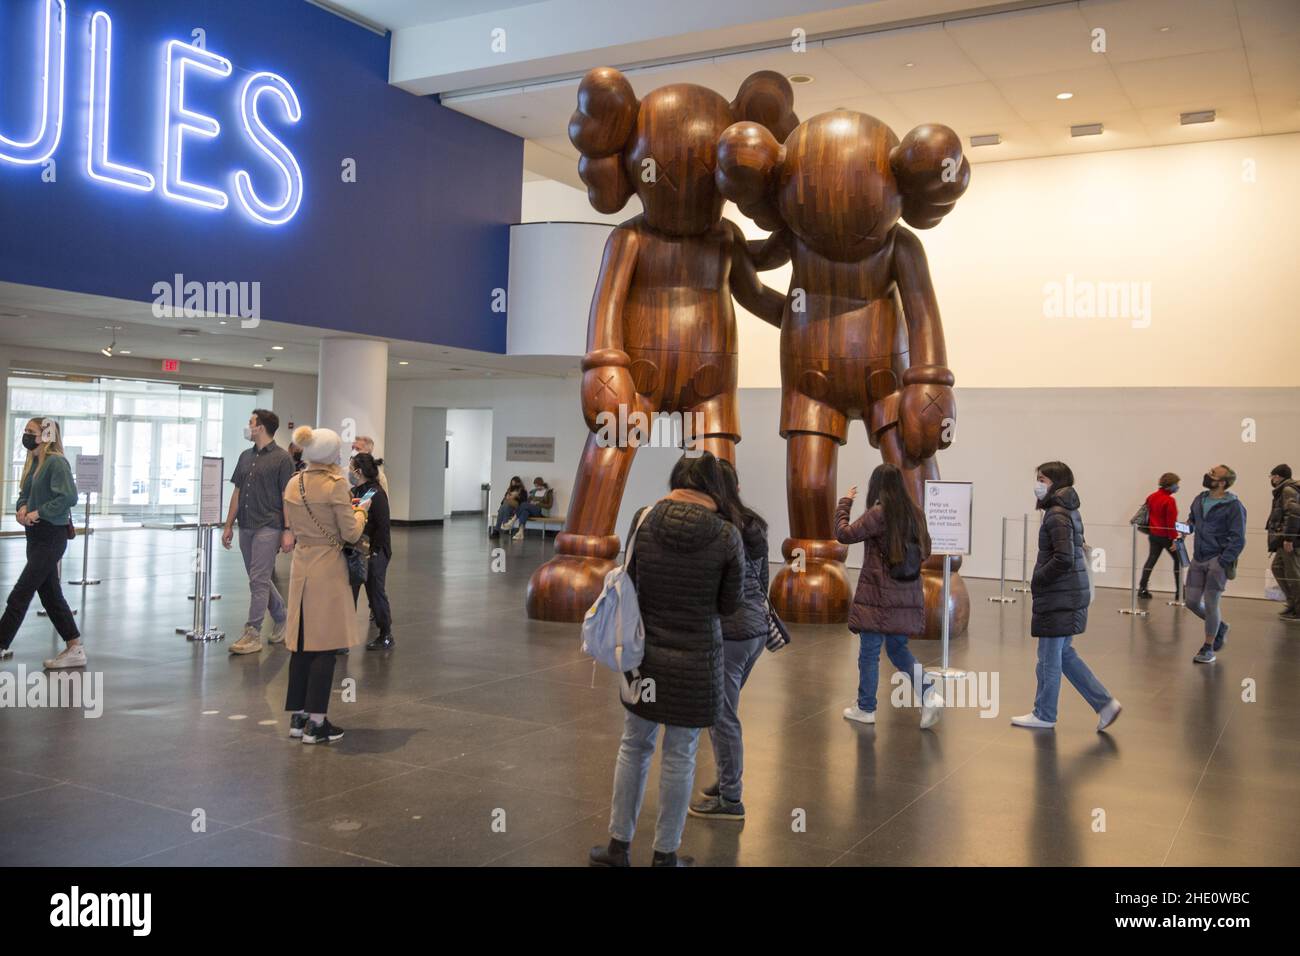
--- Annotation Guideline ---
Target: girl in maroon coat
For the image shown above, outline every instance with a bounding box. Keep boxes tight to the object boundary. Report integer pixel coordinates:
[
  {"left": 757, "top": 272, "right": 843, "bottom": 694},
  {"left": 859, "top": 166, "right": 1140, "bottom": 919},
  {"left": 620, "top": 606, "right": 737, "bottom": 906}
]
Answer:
[{"left": 835, "top": 463, "right": 942, "bottom": 729}]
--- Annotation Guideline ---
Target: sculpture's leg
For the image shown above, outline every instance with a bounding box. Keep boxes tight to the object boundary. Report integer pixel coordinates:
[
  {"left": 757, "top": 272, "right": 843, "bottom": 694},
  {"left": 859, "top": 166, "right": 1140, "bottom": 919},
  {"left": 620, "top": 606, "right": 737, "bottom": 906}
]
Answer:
[
  {"left": 878, "top": 426, "right": 970, "bottom": 641},
  {"left": 526, "top": 432, "right": 639, "bottom": 622},
  {"left": 770, "top": 431, "right": 851, "bottom": 623}
]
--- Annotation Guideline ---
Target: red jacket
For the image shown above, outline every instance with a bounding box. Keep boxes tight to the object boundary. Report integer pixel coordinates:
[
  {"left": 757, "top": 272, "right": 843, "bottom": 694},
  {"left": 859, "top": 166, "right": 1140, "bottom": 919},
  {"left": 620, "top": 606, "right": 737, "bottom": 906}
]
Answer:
[{"left": 1145, "top": 488, "right": 1178, "bottom": 540}]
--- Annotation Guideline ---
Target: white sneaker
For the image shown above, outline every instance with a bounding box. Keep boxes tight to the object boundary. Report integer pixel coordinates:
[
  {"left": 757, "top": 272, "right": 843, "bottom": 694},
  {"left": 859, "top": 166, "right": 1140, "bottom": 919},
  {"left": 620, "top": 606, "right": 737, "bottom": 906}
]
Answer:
[
  {"left": 1096, "top": 698, "right": 1123, "bottom": 732},
  {"left": 268, "top": 618, "right": 287, "bottom": 645},
  {"left": 501, "top": 516, "right": 517, "bottom": 531},
  {"left": 513, "top": 528, "right": 525, "bottom": 540},
  {"left": 1011, "top": 712, "right": 1055, "bottom": 729},
  {"left": 843, "top": 706, "right": 875, "bottom": 724},
  {"left": 920, "top": 685, "right": 944, "bottom": 729},
  {"left": 44, "top": 644, "right": 87, "bottom": 669}
]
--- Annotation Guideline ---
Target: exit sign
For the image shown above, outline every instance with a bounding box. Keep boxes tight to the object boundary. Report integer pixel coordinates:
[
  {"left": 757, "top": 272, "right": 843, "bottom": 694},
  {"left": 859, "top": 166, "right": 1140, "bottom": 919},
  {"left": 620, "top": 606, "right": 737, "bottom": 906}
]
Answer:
[{"left": 161, "top": 359, "right": 181, "bottom": 373}]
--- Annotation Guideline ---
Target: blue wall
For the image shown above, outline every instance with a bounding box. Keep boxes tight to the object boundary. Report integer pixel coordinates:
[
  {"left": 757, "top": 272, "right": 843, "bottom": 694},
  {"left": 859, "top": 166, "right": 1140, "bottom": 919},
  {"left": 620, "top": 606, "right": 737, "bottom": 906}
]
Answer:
[{"left": 0, "top": 0, "right": 522, "bottom": 353}]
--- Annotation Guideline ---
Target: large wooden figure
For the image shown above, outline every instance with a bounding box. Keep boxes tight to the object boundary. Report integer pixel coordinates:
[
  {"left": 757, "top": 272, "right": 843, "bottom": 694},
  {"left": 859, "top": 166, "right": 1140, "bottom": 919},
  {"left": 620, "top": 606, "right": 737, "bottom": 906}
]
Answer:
[
  {"left": 716, "top": 110, "right": 971, "bottom": 638},
  {"left": 526, "top": 68, "right": 797, "bottom": 622}
]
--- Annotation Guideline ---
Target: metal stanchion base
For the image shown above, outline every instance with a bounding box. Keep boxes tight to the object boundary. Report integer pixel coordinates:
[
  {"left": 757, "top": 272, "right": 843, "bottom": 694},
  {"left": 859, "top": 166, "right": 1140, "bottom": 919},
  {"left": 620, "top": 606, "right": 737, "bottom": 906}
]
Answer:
[
  {"left": 188, "top": 594, "right": 222, "bottom": 600},
  {"left": 69, "top": 579, "right": 101, "bottom": 586},
  {"left": 926, "top": 666, "right": 969, "bottom": 679},
  {"left": 1011, "top": 585, "right": 1031, "bottom": 593},
  {"left": 38, "top": 609, "right": 77, "bottom": 616},
  {"left": 1118, "top": 608, "right": 1149, "bottom": 617},
  {"left": 987, "top": 595, "right": 1017, "bottom": 603},
  {"left": 183, "top": 629, "right": 225, "bottom": 642},
  {"left": 1167, "top": 600, "right": 1186, "bottom": 607}
]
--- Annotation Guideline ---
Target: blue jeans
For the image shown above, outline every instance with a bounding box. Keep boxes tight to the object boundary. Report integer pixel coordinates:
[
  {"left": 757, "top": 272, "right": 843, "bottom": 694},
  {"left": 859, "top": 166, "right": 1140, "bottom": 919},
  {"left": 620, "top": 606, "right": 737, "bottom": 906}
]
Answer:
[
  {"left": 707, "top": 635, "right": 764, "bottom": 802},
  {"left": 609, "top": 709, "right": 701, "bottom": 854},
  {"left": 1033, "top": 636, "right": 1112, "bottom": 723},
  {"left": 514, "top": 502, "right": 544, "bottom": 529},
  {"left": 857, "top": 632, "right": 932, "bottom": 712}
]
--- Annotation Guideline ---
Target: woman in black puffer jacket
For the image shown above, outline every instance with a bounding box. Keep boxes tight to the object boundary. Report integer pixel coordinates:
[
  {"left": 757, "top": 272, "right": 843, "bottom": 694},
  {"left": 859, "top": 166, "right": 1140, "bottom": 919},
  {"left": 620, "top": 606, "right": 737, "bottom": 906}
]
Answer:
[
  {"left": 689, "top": 459, "right": 768, "bottom": 823},
  {"left": 1013, "top": 461, "right": 1121, "bottom": 732},
  {"left": 590, "top": 453, "right": 743, "bottom": 869}
]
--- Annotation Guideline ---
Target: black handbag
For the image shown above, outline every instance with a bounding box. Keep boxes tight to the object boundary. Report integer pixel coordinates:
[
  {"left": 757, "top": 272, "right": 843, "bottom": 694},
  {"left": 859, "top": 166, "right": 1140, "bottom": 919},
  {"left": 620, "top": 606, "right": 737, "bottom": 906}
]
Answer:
[
  {"left": 764, "top": 592, "right": 791, "bottom": 652},
  {"left": 297, "top": 473, "right": 370, "bottom": 588}
]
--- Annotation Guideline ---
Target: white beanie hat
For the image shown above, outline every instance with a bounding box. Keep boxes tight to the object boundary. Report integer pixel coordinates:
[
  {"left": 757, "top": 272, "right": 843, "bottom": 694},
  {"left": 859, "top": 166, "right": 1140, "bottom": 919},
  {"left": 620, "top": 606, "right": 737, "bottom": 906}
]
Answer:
[{"left": 292, "top": 425, "right": 341, "bottom": 464}]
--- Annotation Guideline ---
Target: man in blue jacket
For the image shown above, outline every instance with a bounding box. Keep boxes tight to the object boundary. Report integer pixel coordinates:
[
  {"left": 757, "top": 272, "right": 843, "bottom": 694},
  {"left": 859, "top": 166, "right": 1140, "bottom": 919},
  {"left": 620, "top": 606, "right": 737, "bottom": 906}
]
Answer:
[{"left": 1185, "top": 464, "right": 1247, "bottom": 664}]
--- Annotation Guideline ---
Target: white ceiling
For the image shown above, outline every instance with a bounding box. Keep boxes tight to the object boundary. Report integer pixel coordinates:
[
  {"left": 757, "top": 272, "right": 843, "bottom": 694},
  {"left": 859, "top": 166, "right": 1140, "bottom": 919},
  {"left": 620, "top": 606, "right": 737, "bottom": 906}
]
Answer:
[
  {"left": 319, "top": 0, "right": 550, "bottom": 31},
  {"left": 0, "top": 284, "right": 579, "bottom": 383},
  {"left": 436, "top": 0, "right": 1300, "bottom": 175}
]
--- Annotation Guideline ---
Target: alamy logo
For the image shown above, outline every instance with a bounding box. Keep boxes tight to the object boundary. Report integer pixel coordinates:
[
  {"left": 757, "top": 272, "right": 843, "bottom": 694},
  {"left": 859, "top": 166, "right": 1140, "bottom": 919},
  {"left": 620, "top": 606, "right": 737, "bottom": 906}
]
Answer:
[
  {"left": 0, "top": 666, "right": 102, "bottom": 718},
  {"left": 49, "top": 886, "right": 151, "bottom": 936},
  {"left": 594, "top": 407, "right": 707, "bottom": 457},
  {"left": 1042, "top": 274, "right": 1152, "bottom": 329},
  {"left": 152, "top": 274, "right": 261, "bottom": 328}
]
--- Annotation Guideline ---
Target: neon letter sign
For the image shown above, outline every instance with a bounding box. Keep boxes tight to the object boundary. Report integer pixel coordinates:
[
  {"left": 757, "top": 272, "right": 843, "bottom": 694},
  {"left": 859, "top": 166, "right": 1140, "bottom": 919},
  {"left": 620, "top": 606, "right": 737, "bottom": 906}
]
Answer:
[
  {"left": 162, "top": 39, "right": 233, "bottom": 209},
  {"left": 235, "top": 72, "right": 304, "bottom": 226},
  {"left": 87, "top": 11, "right": 153, "bottom": 190},
  {"left": 0, "top": 0, "right": 66, "bottom": 165}
]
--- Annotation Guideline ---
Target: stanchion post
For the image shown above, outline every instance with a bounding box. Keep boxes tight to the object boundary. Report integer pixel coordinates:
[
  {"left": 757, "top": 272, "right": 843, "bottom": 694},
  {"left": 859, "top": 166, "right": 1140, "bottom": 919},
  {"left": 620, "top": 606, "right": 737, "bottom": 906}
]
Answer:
[
  {"left": 988, "top": 515, "right": 1017, "bottom": 603},
  {"left": 69, "top": 492, "right": 100, "bottom": 586},
  {"left": 1012, "top": 513, "right": 1031, "bottom": 592},
  {"left": 1167, "top": 550, "right": 1186, "bottom": 607},
  {"left": 1119, "top": 522, "right": 1148, "bottom": 617}
]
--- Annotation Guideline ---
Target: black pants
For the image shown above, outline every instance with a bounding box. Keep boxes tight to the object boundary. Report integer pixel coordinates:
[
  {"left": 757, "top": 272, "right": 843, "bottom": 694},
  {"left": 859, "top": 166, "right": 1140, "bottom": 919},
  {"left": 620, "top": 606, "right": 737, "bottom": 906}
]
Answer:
[
  {"left": 0, "top": 522, "right": 80, "bottom": 649},
  {"left": 351, "top": 550, "right": 392, "bottom": 631},
  {"left": 1139, "top": 534, "right": 1182, "bottom": 598},
  {"left": 284, "top": 616, "right": 337, "bottom": 715}
]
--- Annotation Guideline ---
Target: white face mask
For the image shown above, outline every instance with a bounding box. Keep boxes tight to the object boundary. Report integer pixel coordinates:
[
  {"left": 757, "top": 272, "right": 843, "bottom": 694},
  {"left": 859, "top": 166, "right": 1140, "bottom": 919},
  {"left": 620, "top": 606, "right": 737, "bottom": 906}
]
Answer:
[
  {"left": 1034, "top": 480, "right": 1051, "bottom": 501},
  {"left": 243, "top": 426, "right": 255, "bottom": 442}
]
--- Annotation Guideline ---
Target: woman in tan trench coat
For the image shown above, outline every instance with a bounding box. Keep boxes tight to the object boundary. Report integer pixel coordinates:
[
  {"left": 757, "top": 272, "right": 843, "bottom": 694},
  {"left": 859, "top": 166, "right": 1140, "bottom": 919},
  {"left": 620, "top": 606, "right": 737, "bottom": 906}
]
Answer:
[{"left": 280, "top": 425, "right": 369, "bottom": 744}]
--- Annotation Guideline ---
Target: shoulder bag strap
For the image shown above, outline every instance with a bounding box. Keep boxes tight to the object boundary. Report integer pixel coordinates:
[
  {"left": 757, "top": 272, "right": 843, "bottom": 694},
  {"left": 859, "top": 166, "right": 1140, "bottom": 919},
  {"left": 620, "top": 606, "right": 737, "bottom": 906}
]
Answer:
[
  {"left": 298, "top": 472, "right": 343, "bottom": 550},
  {"left": 623, "top": 507, "right": 651, "bottom": 569}
]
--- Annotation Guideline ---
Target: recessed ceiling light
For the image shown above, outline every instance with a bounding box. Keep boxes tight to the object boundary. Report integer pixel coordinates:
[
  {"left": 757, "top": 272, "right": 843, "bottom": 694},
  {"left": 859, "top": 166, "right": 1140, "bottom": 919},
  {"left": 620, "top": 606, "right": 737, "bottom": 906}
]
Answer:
[
  {"left": 271, "top": 345, "right": 285, "bottom": 351},
  {"left": 191, "top": 357, "right": 201, "bottom": 362},
  {"left": 788, "top": 74, "right": 814, "bottom": 84},
  {"left": 119, "top": 350, "right": 132, "bottom": 355},
  {"left": 219, "top": 320, "right": 227, "bottom": 325},
  {"left": 398, "top": 361, "right": 410, "bottom": 366},
  {"left": 903, "top": 62, "right": 915, "bottom": 68},
  {"left": 253, "top": 363, "right": 263, "bottom": 368},
  {"left": 1056, "top": 92, "right": 1073, "bottom": 100},
  {"left": 1158, "top": 25, "right": 1172, "bottom": 33}
]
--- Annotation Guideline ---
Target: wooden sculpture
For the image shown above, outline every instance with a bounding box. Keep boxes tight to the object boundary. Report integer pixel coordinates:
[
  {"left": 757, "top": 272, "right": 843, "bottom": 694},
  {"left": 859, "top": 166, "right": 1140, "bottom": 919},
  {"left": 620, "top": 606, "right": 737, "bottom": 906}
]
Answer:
[
  {"left": 716, "top": 110, "right": 971, "bottom": 638},
  {"left": 526, "top": 67, "right": 797, "bottom": 622}
]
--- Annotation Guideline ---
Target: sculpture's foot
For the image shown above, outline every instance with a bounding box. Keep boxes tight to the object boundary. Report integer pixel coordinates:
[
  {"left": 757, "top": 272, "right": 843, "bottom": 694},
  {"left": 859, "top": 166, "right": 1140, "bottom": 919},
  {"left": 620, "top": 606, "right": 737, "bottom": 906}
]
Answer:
[
  {"left": 527, "top": 553, "right": 617, "bottom": 623},
  {"left": 770, "top": 559, "right": 851, "bottom": 624},
  {"left": 918, "top": 565, "right": 970, "bottom": 641}
]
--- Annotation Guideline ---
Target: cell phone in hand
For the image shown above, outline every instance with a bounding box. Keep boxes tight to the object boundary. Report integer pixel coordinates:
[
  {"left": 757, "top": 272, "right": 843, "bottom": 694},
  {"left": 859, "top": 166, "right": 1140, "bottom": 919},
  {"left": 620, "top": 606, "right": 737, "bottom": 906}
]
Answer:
[
  {"left": 359, "top": 488, "right": 377, "bottom": 504},
  {"left": 1175, "top": 521, "right": 1191, "bottom": 534}
]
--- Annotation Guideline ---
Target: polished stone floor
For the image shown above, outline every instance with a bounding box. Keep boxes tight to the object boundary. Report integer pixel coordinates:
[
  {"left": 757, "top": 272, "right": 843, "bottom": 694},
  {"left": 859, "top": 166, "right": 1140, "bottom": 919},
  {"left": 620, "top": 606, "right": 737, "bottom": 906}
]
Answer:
[{"left": 1, "top": 516, "right": 1297, "bottom": 867}]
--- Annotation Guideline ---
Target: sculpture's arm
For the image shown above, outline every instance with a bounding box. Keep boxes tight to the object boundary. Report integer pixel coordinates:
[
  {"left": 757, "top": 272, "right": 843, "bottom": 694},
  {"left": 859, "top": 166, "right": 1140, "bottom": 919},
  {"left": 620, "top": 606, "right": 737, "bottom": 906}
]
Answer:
[
  {"left": 728, "top": 220, "right": 786, "bottom": 328},
  {"left": 581, "top": 226, "right": 641, "bottom": 433},
  {"left": 892, "top": 226, "right": 955, "bottom": 461}
]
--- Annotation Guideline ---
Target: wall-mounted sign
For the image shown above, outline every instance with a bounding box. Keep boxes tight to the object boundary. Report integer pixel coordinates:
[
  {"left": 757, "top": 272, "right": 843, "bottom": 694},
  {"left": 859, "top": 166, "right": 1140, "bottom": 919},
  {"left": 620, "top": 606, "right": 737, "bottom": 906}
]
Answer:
[
  {"left": 161, "top": 358, "right": 180, "bottom": 372},
  {"left": 924, "top": 480, "right": 973, "bottom": 556},
  {"left": 505, "top": 437, "right": 555, "bottom": 463},
  {"left": 0, "top": 0, "right": 304, "bottom": 226}
]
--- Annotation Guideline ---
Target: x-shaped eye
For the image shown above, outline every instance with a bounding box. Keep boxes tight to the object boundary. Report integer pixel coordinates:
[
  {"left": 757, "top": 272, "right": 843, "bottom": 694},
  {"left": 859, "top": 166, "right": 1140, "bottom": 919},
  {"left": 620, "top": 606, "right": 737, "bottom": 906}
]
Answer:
[
  {"left": 596, "top": 374, "right": 618, "bottom": 400},
  {"left": 921, "top": 390, "right": 942, "bottom": 415}
]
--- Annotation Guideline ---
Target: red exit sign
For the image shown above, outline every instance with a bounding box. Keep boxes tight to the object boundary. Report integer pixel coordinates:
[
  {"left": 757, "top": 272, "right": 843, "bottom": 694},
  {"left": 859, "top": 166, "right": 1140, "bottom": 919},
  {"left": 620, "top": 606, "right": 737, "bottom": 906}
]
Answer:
[{"left": 161, "top": 359, "right": 181, "bottom": 373}]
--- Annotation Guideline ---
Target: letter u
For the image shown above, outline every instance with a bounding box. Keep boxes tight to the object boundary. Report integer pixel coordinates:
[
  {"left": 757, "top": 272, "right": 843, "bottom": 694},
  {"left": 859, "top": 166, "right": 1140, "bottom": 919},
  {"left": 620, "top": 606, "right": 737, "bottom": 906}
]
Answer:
[{"left": 0, "top": 0, "right": 66, "bottom": 165}]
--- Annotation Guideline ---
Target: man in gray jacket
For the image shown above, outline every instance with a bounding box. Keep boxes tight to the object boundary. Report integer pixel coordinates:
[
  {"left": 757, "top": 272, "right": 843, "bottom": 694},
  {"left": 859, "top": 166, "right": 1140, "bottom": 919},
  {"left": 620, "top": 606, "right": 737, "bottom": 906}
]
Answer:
[{"left": 1267, "top": 464, "right": 1300, "bottom": 623}]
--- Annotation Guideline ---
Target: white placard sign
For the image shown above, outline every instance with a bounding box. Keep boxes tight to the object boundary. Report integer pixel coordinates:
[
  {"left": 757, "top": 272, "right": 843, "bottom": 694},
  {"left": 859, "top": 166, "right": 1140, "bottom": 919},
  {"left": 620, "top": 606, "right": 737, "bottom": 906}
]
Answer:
[
  {"left": 924, "top": 480, "right": 973, "bottom": 556},
  {"left": 200, "top": 457, "right": 224, "bottom": 526},
  {"left": 75, "top": 454, "right": 103, "bottom": 494}
]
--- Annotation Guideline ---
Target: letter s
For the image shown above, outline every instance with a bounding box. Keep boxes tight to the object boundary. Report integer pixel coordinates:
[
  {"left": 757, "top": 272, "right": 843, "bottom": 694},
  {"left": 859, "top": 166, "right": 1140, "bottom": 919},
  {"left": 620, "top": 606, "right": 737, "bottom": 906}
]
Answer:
[{"left": 234, "top": 72, "right": 303, "bottom": 225}]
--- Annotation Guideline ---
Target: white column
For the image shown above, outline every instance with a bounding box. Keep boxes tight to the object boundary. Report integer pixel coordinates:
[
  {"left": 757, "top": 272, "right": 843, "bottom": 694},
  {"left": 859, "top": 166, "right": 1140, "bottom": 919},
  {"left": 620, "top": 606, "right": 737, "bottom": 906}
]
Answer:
[{"left": 316, "top": 338, "right": 388, "bottom": 464}]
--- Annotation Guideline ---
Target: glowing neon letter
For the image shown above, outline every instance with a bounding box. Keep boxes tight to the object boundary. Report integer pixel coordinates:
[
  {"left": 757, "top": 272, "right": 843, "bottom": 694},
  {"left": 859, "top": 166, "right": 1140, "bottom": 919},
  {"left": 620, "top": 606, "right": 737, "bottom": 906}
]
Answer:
[
  {"left": 0, "top": 0, "right": 66, "bottom": 165},
  {"left": 162, "top": 39, "right": 232, "bottom": 209},
  {"left": 87, "top": 12, "right": 154, "bottom": 191},
  {"left": 234, "top": 72, "right": 303, "bottom": 225}
]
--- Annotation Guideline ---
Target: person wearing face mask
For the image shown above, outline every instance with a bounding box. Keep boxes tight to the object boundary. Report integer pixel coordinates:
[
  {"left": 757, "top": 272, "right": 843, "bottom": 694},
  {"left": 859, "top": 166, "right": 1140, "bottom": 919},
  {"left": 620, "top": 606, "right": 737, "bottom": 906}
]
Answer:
[
  {"left": 350, "top": 436, "right": 388, "bottom": 493},
  {"left": 1138, "top": 472, "right": 1182, "bottom": 600},
  {"left": 221, "top": 409, "right": 295, "bottom": 656},
  {"left": 1266, "top": 465, "right": 1300, "bottom": 623},
  {"left": 1, "top": 418, "right": 84, "bottom": 668},
  {"left": 1185, "top": 465, "right": 1247, "bottom": 663},
  {"left": 288, "top": 441, "right": 307, "bottom": 473},
  {"left": 350, "top": 453, "right": 393, "bottom": 649},
  {"left": 1012, "top": 462, "right": 1121, "bottom": 731}
]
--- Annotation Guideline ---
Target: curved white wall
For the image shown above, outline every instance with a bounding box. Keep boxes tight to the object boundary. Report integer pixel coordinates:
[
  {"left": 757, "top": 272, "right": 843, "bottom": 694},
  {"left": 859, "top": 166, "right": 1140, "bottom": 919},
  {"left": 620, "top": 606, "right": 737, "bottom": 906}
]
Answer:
[{"left": 507, "top": 222, "right": 613, "bottom": 357}]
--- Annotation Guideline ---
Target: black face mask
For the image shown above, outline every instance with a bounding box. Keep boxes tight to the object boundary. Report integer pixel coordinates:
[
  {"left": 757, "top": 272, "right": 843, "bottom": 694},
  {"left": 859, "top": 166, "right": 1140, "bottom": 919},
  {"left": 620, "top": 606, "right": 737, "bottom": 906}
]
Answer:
[
  {"left": 292, "top": 451, "right": 303, "bottom": 465},
  {"left": 21, "top": 433, "right": 38, "bottom": 451},
  {"left": 1203, "top": 473, "right": 1218, "bottom": 489}
]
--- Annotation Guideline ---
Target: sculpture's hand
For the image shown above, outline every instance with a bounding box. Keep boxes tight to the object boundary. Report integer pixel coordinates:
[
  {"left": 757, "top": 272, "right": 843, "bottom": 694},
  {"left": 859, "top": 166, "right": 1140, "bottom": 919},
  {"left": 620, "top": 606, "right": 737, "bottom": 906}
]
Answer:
[
  {"left": 581, "top": 351, "right": 638, "bottom": 435},
  {"left": 899, "top": 382, "right": 955, "bottom": 462}
]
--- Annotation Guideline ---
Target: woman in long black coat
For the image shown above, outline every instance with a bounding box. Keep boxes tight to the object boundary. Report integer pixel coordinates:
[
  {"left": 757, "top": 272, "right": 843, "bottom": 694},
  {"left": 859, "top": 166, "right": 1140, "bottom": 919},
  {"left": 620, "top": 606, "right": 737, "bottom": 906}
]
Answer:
[{"left": 1012, "top": 461, "right": 1122, "bottom": 732}]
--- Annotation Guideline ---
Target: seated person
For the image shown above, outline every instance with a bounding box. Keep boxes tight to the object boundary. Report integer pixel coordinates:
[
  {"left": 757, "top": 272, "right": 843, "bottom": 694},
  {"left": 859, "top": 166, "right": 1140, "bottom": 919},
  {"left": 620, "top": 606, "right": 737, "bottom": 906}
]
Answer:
[
  {"left": 511, "top": 477, "right": 554, "bottom": 540},
  {"left": 490, "top": 477, "right": 526, "bottom": 537}
]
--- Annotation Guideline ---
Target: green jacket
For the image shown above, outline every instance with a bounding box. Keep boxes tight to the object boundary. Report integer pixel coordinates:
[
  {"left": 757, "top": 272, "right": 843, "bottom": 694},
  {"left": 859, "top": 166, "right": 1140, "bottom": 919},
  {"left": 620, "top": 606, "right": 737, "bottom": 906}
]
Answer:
[{"left": 16, "top": 454, "right": 79, "bottom": 527}]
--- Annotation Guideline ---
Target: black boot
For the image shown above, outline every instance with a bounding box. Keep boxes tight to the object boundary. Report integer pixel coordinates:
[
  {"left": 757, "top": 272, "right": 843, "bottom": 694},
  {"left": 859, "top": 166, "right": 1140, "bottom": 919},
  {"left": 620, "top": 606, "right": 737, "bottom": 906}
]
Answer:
[
  {"left": 366, "top": 632, "right": 394, "bottom": 650},
  {"left": 589, "top": 838, "right": 630, "bottom": 867},
  {"left": 651, "top": 849, "right": 694, "bottom": 867}
]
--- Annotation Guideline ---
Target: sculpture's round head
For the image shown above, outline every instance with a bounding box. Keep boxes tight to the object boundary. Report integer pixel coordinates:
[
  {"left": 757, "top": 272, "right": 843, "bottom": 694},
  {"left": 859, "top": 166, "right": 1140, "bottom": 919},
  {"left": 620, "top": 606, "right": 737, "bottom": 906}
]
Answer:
[
  {"left": 717, "top": 109, "right": 970, "bottom": 261},
  {"left": 569, "top": 68, "right": 798, "bottom": 236}
]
